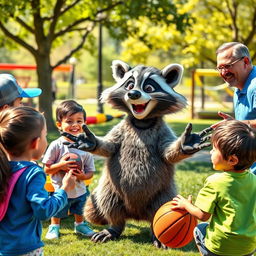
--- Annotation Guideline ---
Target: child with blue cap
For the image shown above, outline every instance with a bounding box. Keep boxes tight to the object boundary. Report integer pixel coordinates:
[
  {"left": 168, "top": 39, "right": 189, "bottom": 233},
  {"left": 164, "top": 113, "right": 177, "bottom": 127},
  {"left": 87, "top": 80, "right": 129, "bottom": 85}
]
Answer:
[{"left": 0, "top": 73, "right": 42, "bottom": 109}]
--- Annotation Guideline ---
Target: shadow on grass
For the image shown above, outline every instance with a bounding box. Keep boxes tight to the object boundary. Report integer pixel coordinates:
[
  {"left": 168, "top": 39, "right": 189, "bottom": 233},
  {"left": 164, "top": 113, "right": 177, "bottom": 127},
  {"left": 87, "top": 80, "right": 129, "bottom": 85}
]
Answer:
[
  {"left": 43, "top": 216, "right": 198, "bottom": 254},
  {"left": 120, "top": 223, "right": 198, "bottom": 253}
]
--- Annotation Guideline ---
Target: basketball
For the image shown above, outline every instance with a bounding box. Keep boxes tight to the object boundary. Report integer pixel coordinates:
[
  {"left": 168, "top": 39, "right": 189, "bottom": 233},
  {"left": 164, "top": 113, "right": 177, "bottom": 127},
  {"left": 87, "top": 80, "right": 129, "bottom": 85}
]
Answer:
[
  {"left": 61, "top": 152, "right": 82, "bottom": 171},
  {"left": 153, "top": 201, "right": 197, "bottom": 248},
  {"left": 44, "top": 153, "right": 83, "bottom": 192}
]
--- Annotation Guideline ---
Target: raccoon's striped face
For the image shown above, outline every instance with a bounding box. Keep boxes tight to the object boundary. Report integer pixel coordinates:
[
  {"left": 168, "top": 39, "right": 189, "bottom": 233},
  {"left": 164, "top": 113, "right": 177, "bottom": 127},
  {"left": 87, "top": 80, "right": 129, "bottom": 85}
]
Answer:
[{"left": 101, "top": 61, "right": 187, "bottom": 119}]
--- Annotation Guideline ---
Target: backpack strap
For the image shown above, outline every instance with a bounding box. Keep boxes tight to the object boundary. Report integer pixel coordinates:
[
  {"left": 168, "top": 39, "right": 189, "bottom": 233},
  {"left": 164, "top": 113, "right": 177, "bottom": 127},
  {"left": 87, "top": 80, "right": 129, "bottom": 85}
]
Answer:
[{"left": 0, "top": 167, "right": 27, "bottom": 221}]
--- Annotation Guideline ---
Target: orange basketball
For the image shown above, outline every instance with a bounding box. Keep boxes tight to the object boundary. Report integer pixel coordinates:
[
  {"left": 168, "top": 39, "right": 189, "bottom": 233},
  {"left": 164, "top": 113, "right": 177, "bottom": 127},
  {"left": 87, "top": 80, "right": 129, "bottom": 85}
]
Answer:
[{"left": 153, "top": 201, "right": 197, "bottom": 248}]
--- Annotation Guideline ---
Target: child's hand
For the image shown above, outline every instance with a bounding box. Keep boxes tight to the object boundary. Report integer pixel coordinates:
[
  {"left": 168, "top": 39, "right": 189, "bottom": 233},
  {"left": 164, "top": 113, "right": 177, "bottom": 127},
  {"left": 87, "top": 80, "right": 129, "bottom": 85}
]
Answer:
[
  {"left": 61, "top": 170, "right": 76, "bottom": 192},
  {"left": 171, "top": 194, "right": 192, "bottom": 211},
  {"left": 71, "top": 168, "right": 86, "bottom": 180},
  {"left": 59, "top": 155, "right": 79, "bottom": 172},
  {"left": 211, "top": 111, "right": 234, "bottom": 129}
]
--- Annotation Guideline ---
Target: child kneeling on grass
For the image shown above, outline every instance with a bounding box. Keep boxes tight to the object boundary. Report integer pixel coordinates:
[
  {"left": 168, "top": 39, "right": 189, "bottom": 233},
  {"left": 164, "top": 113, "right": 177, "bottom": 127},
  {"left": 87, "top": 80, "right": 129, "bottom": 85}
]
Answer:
[
  {"left": 42, "top": 100, "right": 95, "bottom": 240},
  {"left": 172, "top": 120, "right": 256, "bottom": 256},
  {"left": 0, "top": 107, "right": 76, "bottom": 256}
]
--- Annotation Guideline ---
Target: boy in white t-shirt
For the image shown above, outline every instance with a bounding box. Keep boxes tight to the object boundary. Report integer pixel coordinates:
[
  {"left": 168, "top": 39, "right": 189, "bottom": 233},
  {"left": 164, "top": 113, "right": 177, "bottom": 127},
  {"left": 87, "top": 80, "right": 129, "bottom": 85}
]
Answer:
[{"left": 42, "top": 100, "right": 95, "bottom": 239}]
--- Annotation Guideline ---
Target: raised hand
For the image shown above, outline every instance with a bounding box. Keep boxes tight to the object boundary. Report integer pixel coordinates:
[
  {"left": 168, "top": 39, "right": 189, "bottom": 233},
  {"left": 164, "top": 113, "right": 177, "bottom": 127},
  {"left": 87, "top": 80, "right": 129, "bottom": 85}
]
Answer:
[
  {"left": 180, "top": 123, "right": 212, "bottom": 154},
  {"left": 211, "top": 111, "right": 234, "bottom": 129},
  {"left": 61, "top": 124, "right": 97, "bottom": 152}
]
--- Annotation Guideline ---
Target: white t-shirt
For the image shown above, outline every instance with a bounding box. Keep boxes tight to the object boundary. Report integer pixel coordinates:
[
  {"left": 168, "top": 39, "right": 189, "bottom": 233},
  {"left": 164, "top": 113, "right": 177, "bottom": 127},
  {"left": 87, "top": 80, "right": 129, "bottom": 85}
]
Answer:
[{"left": 42, "top": 136, "right": 95, "bottom": 198}]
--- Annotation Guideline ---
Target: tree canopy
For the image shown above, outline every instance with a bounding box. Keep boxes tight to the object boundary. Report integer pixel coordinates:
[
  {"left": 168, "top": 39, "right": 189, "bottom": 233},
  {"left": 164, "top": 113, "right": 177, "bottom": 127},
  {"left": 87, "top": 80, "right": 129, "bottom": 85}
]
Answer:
[
  {"left": 0, "top": 0, "right": 189, "bottom": 130},
  {"left": 120, "top": 0, "right": 256, "bottom": 68}
]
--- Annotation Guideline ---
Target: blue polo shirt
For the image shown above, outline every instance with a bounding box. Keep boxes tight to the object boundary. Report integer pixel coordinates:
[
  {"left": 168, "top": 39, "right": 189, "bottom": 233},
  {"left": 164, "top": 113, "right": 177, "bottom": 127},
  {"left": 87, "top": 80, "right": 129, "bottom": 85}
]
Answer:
[{"left": 234, "top": 65, "right": 256, "bottom": 174}]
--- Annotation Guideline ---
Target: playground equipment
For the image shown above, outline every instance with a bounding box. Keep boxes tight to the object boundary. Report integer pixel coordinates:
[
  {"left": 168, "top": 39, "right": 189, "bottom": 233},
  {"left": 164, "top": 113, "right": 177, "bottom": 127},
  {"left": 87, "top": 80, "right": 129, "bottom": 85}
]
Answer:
[
  {"left": 0, "top": 63, "right": 71, "bottom": 72},
  {"left": 86, "top": 113, "right": 124, "bottom": 124},
  {"left": 191, "top": 69, "right": 234, "bottom": 119}
]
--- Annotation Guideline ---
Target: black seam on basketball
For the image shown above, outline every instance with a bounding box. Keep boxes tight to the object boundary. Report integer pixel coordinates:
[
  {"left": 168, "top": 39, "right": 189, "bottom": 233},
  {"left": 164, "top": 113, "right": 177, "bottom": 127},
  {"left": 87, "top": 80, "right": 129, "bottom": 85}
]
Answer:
[
  {"left": 152, "top": 203, "right": 174, "bottom": 229},
  {"left": 164, "top": 222, "right": 186, "bottom": 245},
  {"left": 175, "top": 213, "right": 192, "bottom": 247},
  {"left": 157, "top": 212, "right": 189, "bottom": 239}
]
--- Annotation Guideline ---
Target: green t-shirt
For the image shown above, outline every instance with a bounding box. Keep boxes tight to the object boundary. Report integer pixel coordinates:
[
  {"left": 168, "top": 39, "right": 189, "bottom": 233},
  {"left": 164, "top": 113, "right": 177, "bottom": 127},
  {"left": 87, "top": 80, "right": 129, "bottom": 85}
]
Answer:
[{"left": 195, "top": 171, "right": 256, "bottom": 256}]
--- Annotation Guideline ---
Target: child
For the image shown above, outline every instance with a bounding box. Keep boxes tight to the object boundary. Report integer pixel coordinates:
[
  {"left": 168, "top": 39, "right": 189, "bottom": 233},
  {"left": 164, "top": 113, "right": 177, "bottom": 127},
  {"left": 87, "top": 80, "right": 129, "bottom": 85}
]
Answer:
[
  {"left": 0, "top": 73, "right": 42, "bottom": 109},
  {"left": 0, "top": 106, "right": 76, "bottom": 256},
  {"left": 172, "top": 120, "right": 256, "bottom": 256},
  {"left": 42, "top": 100, "right": 95, "bottom": 239}
]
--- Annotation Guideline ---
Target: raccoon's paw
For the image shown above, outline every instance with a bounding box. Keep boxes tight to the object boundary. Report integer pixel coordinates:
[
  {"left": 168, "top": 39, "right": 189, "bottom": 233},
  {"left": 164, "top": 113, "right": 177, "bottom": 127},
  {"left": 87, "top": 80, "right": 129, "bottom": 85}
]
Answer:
[
  {"left": 180, "top": 123, "right": 212, "bottom": 154},
  {"left": 61, "top": 124, "right": 97, "bottom": 151},
  {"left": 91, "top": 228, "right": 121, "bottom": 243}
]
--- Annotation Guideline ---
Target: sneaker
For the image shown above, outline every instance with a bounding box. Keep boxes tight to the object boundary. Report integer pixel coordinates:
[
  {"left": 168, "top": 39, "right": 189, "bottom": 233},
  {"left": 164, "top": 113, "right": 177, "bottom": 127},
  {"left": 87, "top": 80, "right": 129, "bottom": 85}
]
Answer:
[
  {"left": 45, "top": 225, "right": 60, "bottom": 239},
  {"left": 74, "top": 222, "right": 95, "bottom": 237}
]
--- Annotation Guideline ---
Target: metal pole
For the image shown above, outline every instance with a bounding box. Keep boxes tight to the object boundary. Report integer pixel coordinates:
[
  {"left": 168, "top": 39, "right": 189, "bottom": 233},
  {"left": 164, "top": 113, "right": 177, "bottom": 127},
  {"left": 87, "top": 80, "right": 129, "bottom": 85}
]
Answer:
[
  {"left": 69, "top": 58, "right": 76, "bottom": 99},
  {"left": 97, "top": 22, "right": 104, "bottom": 113},
  {"left": 191, "top": 70, "right": 195, "bottom": 119}
]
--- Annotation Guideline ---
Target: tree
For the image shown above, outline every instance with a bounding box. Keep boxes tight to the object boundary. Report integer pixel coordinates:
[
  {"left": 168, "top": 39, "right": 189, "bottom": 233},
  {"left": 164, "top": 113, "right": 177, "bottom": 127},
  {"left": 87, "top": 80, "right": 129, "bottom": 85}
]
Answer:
[
  {"left": 120, "top": 0, "right": 256, "bottom": 69},
  {"left": 0, "top": 0, "right": 189, "bottom": 131}
]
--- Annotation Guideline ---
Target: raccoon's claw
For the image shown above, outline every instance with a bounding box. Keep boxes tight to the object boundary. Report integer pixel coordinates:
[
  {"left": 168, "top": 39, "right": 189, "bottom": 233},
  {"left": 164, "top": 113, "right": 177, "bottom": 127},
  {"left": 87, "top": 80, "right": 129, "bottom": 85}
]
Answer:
[
  {"left": 152, "top": 235, "right": 168, "bottom": 249},
  {"left": 180, "top": 123, "right": 212, "bottom": 154},
  {"left": 91, "top": 228, "right": 120, "bottom": 243}
]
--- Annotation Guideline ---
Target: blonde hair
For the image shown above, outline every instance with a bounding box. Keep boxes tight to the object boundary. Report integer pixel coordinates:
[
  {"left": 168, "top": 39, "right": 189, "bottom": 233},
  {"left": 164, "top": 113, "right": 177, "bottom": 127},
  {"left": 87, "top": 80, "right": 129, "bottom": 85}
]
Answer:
[{"left": 0, "top": 107, "right": 45, "bottom": 202}]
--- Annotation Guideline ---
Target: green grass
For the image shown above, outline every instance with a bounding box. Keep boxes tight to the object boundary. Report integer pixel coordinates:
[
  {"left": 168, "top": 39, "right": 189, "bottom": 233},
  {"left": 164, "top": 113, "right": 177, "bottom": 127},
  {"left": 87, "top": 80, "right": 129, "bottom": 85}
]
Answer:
[
  {"left": 43, "top": 117, "right": 214, "bottom": 255},
  {"left": 42, "top": 161, "right": 213, "bottom": 256}
]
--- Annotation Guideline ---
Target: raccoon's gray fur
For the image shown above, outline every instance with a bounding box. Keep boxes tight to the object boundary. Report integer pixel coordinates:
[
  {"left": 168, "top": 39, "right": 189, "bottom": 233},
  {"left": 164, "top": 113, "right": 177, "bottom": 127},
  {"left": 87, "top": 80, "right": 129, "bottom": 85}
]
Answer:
[
  {"left": 82, "top": 60, "right": 192, "bottom": 246},
  {"left": 61, "top": 60, "right": 210, "bottom": 246}
]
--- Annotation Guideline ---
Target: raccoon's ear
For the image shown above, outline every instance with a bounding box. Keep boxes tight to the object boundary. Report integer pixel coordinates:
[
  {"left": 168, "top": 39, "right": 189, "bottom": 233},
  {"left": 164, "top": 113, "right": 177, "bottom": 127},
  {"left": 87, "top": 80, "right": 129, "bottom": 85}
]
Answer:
[
  {"left": 161, "top": 64, "right": 184, "bottom": 88},
  {"left": 112, "top": 60, "right": 131, "bottom": 82}
]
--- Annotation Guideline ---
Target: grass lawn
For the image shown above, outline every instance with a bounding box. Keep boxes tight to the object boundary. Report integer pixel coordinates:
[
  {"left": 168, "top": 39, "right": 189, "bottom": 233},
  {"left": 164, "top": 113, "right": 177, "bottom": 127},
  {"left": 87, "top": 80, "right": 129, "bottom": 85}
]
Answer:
[{"left": 42, "top": 117, "right": 215, "bottom": 255}]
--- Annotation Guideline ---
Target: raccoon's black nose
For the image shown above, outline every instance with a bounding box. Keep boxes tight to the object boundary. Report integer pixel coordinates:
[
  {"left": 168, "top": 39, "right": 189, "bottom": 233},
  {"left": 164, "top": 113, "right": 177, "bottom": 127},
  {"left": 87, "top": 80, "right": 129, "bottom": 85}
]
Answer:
[{"left": 128, "top": 90, "right": 141, "bottom": 100}]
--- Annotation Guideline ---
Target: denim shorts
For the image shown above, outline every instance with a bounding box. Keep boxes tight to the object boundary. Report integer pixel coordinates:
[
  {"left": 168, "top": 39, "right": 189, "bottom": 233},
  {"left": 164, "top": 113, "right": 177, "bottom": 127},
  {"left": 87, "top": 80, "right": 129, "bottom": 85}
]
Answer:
[
  {"left": 194, "top": 222, "right": 255, "bottom": 256},
  {"left": 54, "top": 193, "right": 87, "bottom": 218}
]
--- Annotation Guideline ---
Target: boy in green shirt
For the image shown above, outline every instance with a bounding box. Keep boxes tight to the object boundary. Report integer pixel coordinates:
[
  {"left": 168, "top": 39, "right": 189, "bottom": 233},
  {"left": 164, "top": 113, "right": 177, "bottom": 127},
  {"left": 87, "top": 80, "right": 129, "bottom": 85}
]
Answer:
[{"left": 172, "top": 120, "right": 256, "bottom": 256}]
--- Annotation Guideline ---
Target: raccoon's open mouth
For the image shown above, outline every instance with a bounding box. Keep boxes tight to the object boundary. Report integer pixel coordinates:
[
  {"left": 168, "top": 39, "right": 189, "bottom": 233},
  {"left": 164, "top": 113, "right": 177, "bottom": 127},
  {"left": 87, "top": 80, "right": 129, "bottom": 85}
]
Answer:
[{"left": 132, "top": 103, "right": 148, "bottom": 113}]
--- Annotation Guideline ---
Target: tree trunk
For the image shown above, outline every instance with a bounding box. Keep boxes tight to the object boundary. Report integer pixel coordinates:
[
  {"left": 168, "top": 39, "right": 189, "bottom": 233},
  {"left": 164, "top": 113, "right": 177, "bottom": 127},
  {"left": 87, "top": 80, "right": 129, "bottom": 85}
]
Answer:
[{"left": 35, "top": 56, "right": 56, "bottom": 132}]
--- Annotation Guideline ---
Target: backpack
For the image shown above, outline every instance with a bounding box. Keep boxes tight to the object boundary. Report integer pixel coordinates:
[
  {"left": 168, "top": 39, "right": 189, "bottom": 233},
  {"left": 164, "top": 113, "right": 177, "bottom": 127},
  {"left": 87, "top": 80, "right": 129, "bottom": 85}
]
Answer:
[{"left": 0, "top": 167, "right": 27, "bottom": 221}]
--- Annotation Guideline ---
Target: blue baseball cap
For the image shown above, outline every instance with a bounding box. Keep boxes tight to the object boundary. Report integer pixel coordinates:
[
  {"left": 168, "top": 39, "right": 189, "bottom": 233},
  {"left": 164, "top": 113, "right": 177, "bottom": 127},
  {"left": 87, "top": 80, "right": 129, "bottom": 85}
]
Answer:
[{"left": 0, "top": 74, "right": 42, "bottom": 107}]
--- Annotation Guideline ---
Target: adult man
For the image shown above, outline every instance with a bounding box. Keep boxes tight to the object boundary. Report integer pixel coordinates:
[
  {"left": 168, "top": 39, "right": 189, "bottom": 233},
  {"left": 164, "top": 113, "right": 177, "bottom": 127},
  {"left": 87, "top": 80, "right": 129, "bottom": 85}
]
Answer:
[
  {"left": 216, "top": 42, "right": 256, "bottom": 174},
  {"left": 0, "top": 73, "right": 42, "bottom": 110}
]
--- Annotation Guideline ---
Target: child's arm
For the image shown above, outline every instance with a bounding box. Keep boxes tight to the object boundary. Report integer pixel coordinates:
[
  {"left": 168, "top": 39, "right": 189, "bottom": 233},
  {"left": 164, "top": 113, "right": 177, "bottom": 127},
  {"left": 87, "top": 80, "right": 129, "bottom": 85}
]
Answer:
[
  {"left": 172, "top": 194, "right": 211, "bottom": 221},
  {"left": 27, "top": 168, "right": 76, "bottom": 220},
  {"left": 72, "top": 170, "right": 93, "bottom": 181}
]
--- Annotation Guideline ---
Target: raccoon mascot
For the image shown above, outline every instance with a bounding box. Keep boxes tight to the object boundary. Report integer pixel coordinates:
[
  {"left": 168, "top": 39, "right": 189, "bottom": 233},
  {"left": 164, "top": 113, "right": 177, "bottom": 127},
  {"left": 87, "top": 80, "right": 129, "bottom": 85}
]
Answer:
[{"left": 63, "top": 60, "right": 211, "bottom": 248}]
